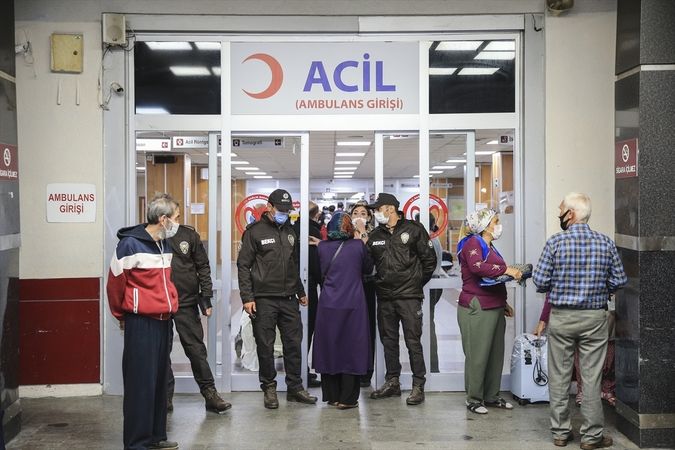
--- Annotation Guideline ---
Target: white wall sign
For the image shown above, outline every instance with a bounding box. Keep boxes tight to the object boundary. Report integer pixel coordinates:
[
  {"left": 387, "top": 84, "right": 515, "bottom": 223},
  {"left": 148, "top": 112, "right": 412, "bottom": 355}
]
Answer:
[
  {"left": 136, "top": 138, "right": 171, "bottom": 151},
  {"left": 46, "top": 183, "right": 97, "bottom": 223},
  {"left": 172, "top": 136, "right": 208, "bottom": 149},
  {"left": 231, "top": 42, "right": 419, "bottom": 115},
  {"left": 190, "top": 203, "right": 205, "bottom": 214}
]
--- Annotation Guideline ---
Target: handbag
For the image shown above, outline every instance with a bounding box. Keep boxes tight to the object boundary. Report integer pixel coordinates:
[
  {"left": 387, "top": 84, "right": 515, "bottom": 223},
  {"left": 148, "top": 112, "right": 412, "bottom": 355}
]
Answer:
[{"left": 321, "top": 241, "right": 345, "bottom": 284}]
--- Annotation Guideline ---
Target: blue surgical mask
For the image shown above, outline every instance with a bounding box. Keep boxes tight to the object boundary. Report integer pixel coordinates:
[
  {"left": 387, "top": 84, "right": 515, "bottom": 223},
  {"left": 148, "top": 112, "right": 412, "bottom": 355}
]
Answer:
[{"left": 274, "top": 211, "right": 289, "bottom": 225}]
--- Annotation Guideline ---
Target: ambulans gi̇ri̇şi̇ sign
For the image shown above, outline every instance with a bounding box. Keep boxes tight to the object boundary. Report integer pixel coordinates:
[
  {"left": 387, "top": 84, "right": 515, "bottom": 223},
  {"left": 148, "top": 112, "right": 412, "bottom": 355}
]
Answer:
[
  {"left": 46, "top": 183, "right": 96, "bottom": 222},
  {"left": 231, "top": 42, "right": 419, "bottom": 115}
]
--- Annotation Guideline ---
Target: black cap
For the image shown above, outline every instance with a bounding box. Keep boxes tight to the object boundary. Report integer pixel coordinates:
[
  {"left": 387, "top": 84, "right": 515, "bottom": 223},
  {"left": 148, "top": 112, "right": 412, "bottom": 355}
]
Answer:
[
  {"left": 368, "top": 193, "right": 400, "bottom": 210},
  {"left": 268, "top": 189, "right": 293, "bottom": 212}
]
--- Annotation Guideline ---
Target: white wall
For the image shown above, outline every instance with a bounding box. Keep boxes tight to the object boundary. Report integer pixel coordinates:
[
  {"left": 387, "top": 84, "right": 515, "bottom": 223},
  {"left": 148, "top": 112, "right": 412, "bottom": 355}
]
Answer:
[
  {"left": 16, "top": 21, "right": 103, "bottom": 278},
  {"left": 544, "top": 1, "right": 617, "bottom": 237}
]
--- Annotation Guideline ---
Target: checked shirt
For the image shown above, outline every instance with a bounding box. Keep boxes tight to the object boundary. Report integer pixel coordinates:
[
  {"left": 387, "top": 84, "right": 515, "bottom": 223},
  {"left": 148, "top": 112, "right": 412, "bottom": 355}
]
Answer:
[{"left": 533, "top": 223, "right": 627, "bottom": 309}]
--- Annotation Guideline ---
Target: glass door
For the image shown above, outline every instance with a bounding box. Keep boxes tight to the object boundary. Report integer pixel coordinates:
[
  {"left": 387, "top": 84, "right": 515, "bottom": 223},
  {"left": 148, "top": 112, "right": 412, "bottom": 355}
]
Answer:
[{"left": 227, "top": 132, "right": 309, "bottom": 391}]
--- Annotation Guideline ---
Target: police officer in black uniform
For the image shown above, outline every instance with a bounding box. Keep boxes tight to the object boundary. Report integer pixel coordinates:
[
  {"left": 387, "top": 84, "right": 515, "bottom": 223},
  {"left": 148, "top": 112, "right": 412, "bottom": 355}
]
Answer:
[
  {"left": 165, "top": 199, "right": 231, "bottom": 414},
  {"left": 237, "top": 188, "right": 317, "bottom": 409},
  {"left": 366, "top": 193, "right": 437, "bottom": 405}
]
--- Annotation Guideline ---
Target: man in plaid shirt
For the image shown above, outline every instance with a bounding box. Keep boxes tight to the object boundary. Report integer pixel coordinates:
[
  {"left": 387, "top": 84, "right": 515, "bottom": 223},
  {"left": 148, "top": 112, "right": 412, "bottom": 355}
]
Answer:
[{"left": 533, "top": 192, "right": 627, "bottom": 450}]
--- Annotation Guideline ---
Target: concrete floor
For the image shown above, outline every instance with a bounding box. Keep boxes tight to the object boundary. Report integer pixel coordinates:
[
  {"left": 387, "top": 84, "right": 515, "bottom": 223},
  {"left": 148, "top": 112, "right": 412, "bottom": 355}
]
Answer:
[{"left": 8, "top": 390, "right": 649, "bottom": 449}]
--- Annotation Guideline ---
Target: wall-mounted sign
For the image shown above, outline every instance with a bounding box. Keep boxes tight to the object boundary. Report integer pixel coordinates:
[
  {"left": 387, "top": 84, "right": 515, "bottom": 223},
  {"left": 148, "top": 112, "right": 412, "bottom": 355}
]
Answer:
[
  {"left": 46, "top": 183, "right": 96, "bottom": 222},
  {"left": 136, "top": 139, "right": 171, "bottom": 151},
  {"left": 190, "top": 203, "right": 205, "bottom": 214},
  {"left": 401, "top": 194, "right": 449, "bottom": 239},
  {"left": 0, "top": 144, "right": 18, "bottom": 181},
  {"left": 615, "top": 138, "right": 638, "bottom": 179},
  {"left": 234, "top": 194, "right": 269, "bottom": 234},
  {"left": 232, "top": 137, "right": 284, "bottom": 149},
  {"left": 172, "top": 136, "right": 208, "bottom": 149},
  {"left": 231, "top": 42, "right": 419, "bottom": 115}
]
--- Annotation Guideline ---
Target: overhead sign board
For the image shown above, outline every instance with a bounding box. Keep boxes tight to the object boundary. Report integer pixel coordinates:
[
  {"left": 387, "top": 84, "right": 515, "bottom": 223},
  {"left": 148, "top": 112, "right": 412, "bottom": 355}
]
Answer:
[
  {"left": 136, "top": 139, "right": 171, "bottom": 151},
  {"left": 615, "top": 138, "right": 638, "bottom": 179},
  {"left": 232, "top": 137, "right": 284, "bottom": 149},
  {"left": 172, "top": 136, "right": 208, "bottom": 149},
  {"left": 231, "top": 42, "right": 419, "bottom": 115}
]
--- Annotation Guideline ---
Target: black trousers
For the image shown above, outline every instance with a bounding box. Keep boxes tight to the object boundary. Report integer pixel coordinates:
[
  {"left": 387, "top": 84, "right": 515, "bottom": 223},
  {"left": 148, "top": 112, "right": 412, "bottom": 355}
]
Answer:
[
  {"left": 252, "top": 296, "right": 303, "bottom": 392},
  {"left": 377, "top": 298, "right": 427, "bottom": 387},
  {"left": 123, "top": 314, "right": 171, "bottom": 450},
  {"left": 362, "top": 279, "right": 377, "bottom": 382},
  {"left": 307, "top": 279, "right": 319, "bottom": 360},
  {"left": 321, "top": 374, "right": 360, "bottom": 405},
  {"left": 167, "top": 304, "right": 215, "bottom": 398},
  {"left": 429, "top": 289, "right": 443, "bottom": 373}
]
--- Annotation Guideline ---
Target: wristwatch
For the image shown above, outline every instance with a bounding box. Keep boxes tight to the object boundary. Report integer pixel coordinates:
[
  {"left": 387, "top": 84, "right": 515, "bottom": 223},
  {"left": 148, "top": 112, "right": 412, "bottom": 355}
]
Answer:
[{"left": 361, "top": 232, "right": 368, "bottom": 239}]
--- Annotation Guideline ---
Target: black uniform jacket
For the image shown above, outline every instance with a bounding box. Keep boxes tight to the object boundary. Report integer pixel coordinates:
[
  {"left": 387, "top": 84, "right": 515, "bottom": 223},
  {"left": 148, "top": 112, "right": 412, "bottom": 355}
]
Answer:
[
  {"left": 366, "top": 214, "right": 437, "bottom": 300},
  {"left": 237, "top": 213, "right": 306, "bottom": 303},
  {"left": 168, "top": 225, "right": 213, "bottom": 311}
]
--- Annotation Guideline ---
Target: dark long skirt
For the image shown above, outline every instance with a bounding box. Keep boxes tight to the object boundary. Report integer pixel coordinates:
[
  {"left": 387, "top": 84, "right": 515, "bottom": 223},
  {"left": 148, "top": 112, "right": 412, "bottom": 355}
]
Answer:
[{"left": 320, "top": 373, "right": 360, "bottom": 406}]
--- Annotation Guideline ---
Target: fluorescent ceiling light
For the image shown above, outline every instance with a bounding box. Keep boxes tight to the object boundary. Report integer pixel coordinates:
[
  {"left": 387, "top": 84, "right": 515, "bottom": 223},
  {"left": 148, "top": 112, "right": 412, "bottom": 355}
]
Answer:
[
  {"left": 436, "top": 41, "right": 483, "bottom": 51},
  {"left": 445, "top": 159, "right": 467, "bottom": 163},
  {"left": 333, "top": 175, "right": 352, "bottom": 179},
  {"left": 413, "top": 175, "right": 433, "bottom": 178},
  {"left": 458, "top": 68, "right": 499, "bottom": 76},
  {"left": 486, "top": 140, "right": 499, "bottom": 145},
  {"left": 211, "top": 67, "right": 221, "bottom": 76},
  {"left": 231, "top": 153, "right": 237, "bottom": 157},
  {"left": 254, "top": 175, "right": 273, "bottom": 179},
  {"left": 336, "top": 152, "right": 365, "bottom": 157},
  {"left": 146, "top": 42, "right": 191, "bottom": 51},
  {"left": 484, "top": 41, "right": 515, "bottom": 51},
  {"left": 432, "top": 165, "right": 457, "bottom": 170},
  {"left": 429, "top": 170, "right": 444, "bottom": 174},
  {"left": 194, "top": 42, "right": 221, "bottom": 50},
  {"left": 323, "top": 192, "right": 336, "bottom": 199},
  {"left": 475, "top": 151, "right": 495, "bottom": 155},
  {"left": 235, "top": 166, "right": 259, "bottom": 171},
  {"left": 333, "top": 166, "right": 357, "bottom": 171},
  {"left": 335, "top": 160, "right": 361, "bottom": 165},
  {"left": 351, "top": 192, "right": 365, "bottom": 199},
  {"left": 136, "top": 106, "right": 169, "bottom": 114},
  {"left": 429, "top": 68, "right": 457, "bottom": 76},
  {"left": 336, "top": 141, "right": 371, "bottom": 146},
  {"left": 230, "top": 161, "right": 249, "bottom": 165},
  {"left": 334, "top": 171, "right": 355, "bottom": 175},
  {"left": 474, "top": 51, "right": 515, "bottom": 60},
  {"left": 245, "top": 172, "right": 267, "bottom": 175},
  {"left": 169, "top": 66, "right": 211, "bottom": 76}
]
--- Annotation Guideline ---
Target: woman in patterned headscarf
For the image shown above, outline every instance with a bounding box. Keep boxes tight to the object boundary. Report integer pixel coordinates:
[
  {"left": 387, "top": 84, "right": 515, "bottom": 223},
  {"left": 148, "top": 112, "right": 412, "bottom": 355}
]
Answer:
[{"left": 457, "top": 208, "right": 522, "bottom": 414}]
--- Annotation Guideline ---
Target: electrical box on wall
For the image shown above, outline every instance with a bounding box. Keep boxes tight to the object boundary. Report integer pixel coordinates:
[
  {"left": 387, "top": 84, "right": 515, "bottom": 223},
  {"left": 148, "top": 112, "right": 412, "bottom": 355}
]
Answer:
[
  {"left": 102, "top": 13, "right": 127, "bottom": 46},
  {"left": 50, "top": 33, "right": 84, "bottom": 73}
]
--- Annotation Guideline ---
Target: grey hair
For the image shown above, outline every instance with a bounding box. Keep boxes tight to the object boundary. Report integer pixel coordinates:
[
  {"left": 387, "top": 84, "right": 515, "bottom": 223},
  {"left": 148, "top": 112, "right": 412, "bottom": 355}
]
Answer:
[
  {"left": 147, "top": 194, "right": 178, "bottom": 224},
  {"left": 562, "top": 192, "right": 591, "bottom": 223}
]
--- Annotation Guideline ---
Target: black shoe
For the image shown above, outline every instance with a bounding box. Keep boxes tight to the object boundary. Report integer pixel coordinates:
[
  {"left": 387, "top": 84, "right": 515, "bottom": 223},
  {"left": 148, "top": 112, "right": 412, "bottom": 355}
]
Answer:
[
  {"left": 287, "top": 389, "right": 318, "bottom": 404},
  {"left": 406, "top": 384, "right": 425, "bottom": 405},
  {"left": 369, "top": 377, "right": 401, "bottom": 399},
  {"left": 148, "top": 441, "right": 179, "bottom": 449},
  {"left": 202, "top": 387, "right": 232, "bottom": 414},
  {"left": 262, "top": 383, "right": 279, "bottom": 409}
]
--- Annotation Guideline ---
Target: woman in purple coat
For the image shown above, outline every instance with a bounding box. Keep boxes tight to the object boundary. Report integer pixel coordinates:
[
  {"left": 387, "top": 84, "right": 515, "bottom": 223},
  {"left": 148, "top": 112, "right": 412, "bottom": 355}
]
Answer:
[{"left": 312, "top": 211, "right": 373, "bottom": 409}]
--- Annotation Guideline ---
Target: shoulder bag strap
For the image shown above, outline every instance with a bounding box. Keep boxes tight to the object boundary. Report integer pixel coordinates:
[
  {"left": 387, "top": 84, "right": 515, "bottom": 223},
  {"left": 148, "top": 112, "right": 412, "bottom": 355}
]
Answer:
[{"left": 321, "top": 241, "right": 345, "bottom": 284}]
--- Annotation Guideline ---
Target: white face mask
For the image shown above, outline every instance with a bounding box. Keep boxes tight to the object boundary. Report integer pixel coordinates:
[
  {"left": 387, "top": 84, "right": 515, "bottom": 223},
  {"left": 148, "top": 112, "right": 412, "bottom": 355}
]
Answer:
[
  {"left": 163, "top": 218, "right": 179, "bottom": 239},
  {"left": 490, "top": 223, "right": 503, "bottom": 240},
  {"left": 374, "top": 211, "right": 389, "bottom": 225},
  {"left": 352, "top": 217, "right": 367, "bottom": 227}
]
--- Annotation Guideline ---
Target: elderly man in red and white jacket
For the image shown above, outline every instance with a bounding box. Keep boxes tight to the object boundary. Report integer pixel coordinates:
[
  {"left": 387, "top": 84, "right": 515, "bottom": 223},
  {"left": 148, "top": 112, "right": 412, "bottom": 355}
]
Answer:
[{"left": 107, "top": 194, "right": 180, "bottom": 450}]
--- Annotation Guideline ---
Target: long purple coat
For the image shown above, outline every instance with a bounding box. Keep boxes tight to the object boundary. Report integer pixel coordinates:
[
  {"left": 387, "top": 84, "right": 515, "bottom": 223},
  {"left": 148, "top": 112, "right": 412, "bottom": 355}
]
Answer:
[{"left": 312, "top": 238, "right": 374, "bottom": 375}]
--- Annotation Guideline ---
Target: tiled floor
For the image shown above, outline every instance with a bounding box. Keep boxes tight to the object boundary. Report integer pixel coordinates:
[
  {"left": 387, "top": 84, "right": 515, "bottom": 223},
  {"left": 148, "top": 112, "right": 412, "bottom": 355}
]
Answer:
[{"left": 8, "top": 390, "right": 648, "bottom": 449}]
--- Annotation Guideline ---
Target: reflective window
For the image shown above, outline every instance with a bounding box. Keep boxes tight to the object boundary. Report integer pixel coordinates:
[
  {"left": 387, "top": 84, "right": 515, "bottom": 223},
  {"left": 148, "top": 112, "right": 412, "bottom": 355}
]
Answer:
[
  {"left": 135, "top": 41, "right": 221, "bottom": 115},
  {"left": 429, "top": 40, "right": 515, "bottom": 114}
]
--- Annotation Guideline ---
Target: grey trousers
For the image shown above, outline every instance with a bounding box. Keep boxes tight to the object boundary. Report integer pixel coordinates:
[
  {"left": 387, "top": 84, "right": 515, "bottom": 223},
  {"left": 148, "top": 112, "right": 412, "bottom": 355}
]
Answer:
[{"left": 548, "top": 307, "right": 608, "bottom": 444}]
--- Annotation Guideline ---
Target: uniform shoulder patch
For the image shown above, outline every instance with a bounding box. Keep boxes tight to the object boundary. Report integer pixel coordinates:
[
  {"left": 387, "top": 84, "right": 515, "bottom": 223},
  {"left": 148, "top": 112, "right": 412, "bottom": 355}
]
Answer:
[
  {"left": 288, "top": 234, "right": 295, "bottom": 246},
  {"left": 179, "top": 241, "right": 190, "bottom": 254}
]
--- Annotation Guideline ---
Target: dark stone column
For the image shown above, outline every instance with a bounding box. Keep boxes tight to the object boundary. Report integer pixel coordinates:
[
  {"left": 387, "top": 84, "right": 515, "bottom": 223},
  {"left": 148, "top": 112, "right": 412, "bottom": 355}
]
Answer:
[{"left": 615, "top": 0, "right": 675, "bottom": 447}]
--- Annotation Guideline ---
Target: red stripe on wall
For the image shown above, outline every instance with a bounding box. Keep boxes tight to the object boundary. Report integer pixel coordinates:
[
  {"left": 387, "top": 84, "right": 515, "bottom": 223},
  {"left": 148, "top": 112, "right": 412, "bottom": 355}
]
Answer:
[{"left": 19, "top": 278, "right": 100, "bottom": 384}]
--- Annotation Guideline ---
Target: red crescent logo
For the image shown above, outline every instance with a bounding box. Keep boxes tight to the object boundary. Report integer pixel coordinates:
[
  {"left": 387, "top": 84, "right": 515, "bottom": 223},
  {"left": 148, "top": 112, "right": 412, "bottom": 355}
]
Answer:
[{"left": 242, "top": 53, "right": 283, "bottom": 99}]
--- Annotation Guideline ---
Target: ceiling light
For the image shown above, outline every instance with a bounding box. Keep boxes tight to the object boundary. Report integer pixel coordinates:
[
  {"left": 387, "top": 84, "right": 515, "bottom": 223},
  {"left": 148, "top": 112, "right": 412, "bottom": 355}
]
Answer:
[
  {"left": 432, "top": 165, "right": 457, "bottom": 170},
  {"left": 458, "top": 68, "right": 499, "bottom": 76},
  {"left": 436, "top": 41, "right": 483, "bottom": 51},
  {"left": 474, "top": 51, "right": 515, "bottom": 60},
  {"left": 413, "top": 175, "right": 433, "bottom": 178},
  {"left": 333, "top": 175, "right": 352, "bottom": 179},
  {"left": 322, "top": 192, "right": 336, "bottom": 199},
  {"left": 245, "top": 172, "right": 267, "bottom": 175},
  {"left": 445, "top": 159, "right": 467, "bottom": 163},
  {"left": 335, "top": 160, "right": 361, "bottom": 165},
  {"left": 231, "top": 152, "right": 237, "bottom": 157},
  {"left": 429, "top": 170, "right": 444, "bottom": 174},
  {"left": 334, "top": 171, "right": 355, "bottom": 175},
  {"left": 429, "top": 68, "right": 457, "bottom": 76},
  {"left": 484, "top": 41, "right": 516, "bottom": 51},
  {"left": 146, "top": 42, "right": 192, "bottom": 51},
  {"left": 333, "top": 166, "right": 357, "bottom": 171},
  {"left": 136, "top": 106, "right": 169, "bottom": 114},
  {"left": 486, "top": 140, "right": 498, "bottom": 145},
  {"left": 254, "top": 175, "right": 273, "bottom": 179},
  {"left": 336, "top": 141, "right": 371, "bottom": 146},
  {"left": 230, "top": 160, "right": 249, "bottom": 165},
  {"left": 336, "top": 152, "right": 365, "bottom": 157},
  {"left": 466, "top": 151, "right": 496, "bottom": 155},
  {"left": 351, "top": 192, "right": 365, "bottom": 199},
  {"left": 235, "top": 166, "right": 259, "bottom": 171},
  {"left": 194, "top": 42, "right": 221, "bottom": 50},
  {"left": 169, "top": 66, "right": 211, "bottom": 76}
]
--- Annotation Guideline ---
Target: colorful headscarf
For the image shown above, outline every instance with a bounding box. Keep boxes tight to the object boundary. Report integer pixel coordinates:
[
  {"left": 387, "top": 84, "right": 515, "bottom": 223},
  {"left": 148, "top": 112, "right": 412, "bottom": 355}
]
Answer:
[
  {"left": 327, "top": 211, "right": 354, "bottom": 240},
  {"left": 465, "top": 208, "right": 496, "bottom": 234}
]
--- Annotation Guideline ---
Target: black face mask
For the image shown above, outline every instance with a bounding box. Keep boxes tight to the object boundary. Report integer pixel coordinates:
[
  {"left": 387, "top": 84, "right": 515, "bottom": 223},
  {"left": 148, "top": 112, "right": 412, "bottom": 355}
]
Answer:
[{"left": 559, "top": 210, "right": 571, "bottom": 231}]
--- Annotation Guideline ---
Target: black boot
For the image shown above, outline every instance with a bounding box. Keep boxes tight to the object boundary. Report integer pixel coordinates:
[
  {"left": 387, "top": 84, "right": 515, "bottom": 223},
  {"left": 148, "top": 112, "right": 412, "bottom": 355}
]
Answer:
[
  {"left": 262, "top": 383, "right": 279, "bottom": 409},
  {"left": 406, "top": 384, "right": 425, "bottom": 405},
  {"left": 369, "top": 377, "right": 401, "bottom": 399},
  {"left": 287, "top": 389, "right": 318, "bottom": 404},
  {"left": 202, "top": 387, "right": 232, "bottom": 414}
]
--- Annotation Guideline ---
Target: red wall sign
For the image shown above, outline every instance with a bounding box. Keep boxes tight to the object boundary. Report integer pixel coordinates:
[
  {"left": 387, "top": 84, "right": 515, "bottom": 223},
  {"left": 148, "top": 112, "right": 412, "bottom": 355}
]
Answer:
[
  {"left": 402, "top": 194, "right": 449, "bottom": 239},
  {"left": 0, "top": 144, "right": 18, "bottom": 181},
  {"left": 615, "top": 138, "right": 638, "bottom": 179}
]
